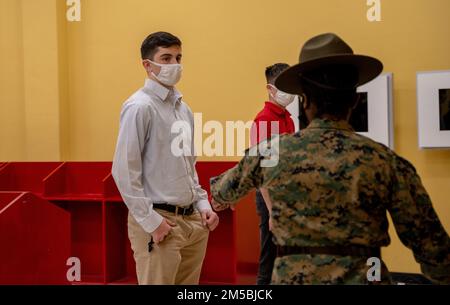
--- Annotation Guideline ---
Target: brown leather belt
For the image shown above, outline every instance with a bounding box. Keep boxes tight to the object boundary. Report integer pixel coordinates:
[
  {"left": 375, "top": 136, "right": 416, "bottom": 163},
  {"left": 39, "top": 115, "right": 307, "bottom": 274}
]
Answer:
[
  {"left": 154, "top": 203, "right": 195, "bottom": 216},
  {"left": 277, "top": 245, "right": 381, "bottom": 258}
]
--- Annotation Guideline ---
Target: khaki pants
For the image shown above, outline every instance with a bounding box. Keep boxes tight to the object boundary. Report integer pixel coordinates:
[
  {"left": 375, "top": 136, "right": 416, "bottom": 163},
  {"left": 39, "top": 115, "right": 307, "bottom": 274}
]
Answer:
[{"left": 128, "top": 209, "right": 209, "bottom": 285}]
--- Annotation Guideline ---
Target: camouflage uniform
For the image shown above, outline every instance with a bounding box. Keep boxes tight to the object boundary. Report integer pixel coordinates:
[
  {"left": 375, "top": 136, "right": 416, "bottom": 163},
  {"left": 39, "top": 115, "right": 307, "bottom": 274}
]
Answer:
[{"left": 211, "top": 118, "right": 450, "bottom": 284}]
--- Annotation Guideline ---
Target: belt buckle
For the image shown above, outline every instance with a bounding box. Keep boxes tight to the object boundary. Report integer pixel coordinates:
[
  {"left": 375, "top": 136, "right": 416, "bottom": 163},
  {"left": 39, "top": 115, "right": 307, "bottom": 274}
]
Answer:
[
  {"left": 182, "top": 205, "right": 190, "bottom": 216},
  {"left": 175, "top": 206, "right": 187, "bottom": 216}
]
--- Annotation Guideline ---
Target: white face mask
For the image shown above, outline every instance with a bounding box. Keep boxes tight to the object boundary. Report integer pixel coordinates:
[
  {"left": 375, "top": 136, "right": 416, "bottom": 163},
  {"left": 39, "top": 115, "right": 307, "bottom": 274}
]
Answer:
[
  {"left": 269, "top": 84, "right": 296, "bottom": 107},
  {"left": 147, "top": 60, "right": 183, "bottom": 86}
]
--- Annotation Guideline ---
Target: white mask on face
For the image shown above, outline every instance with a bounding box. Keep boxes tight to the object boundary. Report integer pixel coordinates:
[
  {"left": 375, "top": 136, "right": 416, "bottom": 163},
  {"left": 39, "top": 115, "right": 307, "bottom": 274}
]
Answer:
[
  {"left": 147, "top": 60, "right": 183, "bottom": 86},
  {"left": 269, "top": 84, "right": 296, "bottom": 107}
]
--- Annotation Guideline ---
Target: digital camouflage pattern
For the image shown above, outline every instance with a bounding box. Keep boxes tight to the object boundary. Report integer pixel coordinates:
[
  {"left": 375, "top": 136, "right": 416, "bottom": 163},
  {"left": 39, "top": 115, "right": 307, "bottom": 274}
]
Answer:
[{"left": 211, "top": 118, "right": 450, "bottom": 284}]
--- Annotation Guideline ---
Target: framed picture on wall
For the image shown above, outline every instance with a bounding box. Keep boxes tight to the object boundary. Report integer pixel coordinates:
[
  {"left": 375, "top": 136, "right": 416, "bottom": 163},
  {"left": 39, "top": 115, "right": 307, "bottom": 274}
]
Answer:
[
  {"left": 293, "top": 73, "right": 394, "bottom": 149},
  {"left": 417, "top": 70, "right": 450, "bottom": 149},
  {"left": 351, "top": 73, "right": 394, "bottom": 149}
]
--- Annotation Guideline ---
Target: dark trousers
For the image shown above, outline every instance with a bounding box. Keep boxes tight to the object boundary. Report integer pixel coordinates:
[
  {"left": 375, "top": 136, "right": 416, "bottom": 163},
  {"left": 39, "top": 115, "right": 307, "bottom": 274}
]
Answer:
[{"left": 255, "top": 190, "right": 277, "bottom": 285}]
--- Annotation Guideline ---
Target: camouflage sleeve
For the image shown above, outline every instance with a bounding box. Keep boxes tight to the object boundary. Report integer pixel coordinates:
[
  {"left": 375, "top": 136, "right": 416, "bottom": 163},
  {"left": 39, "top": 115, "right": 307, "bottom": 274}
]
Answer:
[
  {"left": 388, "top": 155, "right": 450, "bottom": 284},
  {"left": 210, "top": 151, "right": 263, "bottom": 208}
]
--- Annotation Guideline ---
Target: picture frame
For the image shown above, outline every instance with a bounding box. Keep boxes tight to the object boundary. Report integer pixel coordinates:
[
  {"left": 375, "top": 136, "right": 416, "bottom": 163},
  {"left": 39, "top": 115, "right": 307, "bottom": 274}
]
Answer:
[
  {"left": 291, "top": 73, "right": 394, "bottom": 148},
  {"left": 353, "top": 73, "right": 394, "bottom": 149},
  {"left": 417, "top": 70, "right": 450, "bottom": 149}
]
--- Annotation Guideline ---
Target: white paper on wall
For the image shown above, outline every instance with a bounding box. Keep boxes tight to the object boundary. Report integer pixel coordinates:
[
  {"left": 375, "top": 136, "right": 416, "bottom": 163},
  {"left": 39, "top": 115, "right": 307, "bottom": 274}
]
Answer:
[
  {"left": 417, "top": 70, "right": 450, "bottom": 149},
  {"left": 356, "top": 73, "right": 394, "bottom": 149}
]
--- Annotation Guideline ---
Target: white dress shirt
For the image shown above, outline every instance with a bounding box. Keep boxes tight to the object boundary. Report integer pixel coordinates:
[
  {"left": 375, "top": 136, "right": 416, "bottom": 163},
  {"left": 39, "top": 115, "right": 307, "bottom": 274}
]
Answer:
[{"left": 112, "top": 79, "right": 211, "bottom": 233}]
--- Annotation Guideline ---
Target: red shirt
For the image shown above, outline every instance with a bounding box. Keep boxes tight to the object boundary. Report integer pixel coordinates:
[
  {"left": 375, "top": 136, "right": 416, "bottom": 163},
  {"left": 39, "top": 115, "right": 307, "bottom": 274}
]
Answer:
[{"left": 251, "top": 101, "right": 295, "bottom": 146}]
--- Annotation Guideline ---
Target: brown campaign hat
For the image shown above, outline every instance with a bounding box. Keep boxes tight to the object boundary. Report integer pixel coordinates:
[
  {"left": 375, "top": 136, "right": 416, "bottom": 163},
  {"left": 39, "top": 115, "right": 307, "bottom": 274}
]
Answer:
[{"left": 275, "top": 33, "right": 383, "bottom": 95}]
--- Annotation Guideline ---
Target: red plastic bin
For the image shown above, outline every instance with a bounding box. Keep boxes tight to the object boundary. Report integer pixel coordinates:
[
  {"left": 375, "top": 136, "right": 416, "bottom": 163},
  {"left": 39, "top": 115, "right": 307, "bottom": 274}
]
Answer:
[
  {"left": 0, "top": 161, "right": 240, "bottom": 285},
  {"left": 50, "top": 200, "right": 105, "bottom": 284},
  {"left": 0, "top": 162, "right": 63, "bottom": 195},
  {"left": 43, "top": 162, "right": 112, "bottom": 200},
  {"left": 103, "top": 172, "right": 122, "bottom": 201},
  {"left": 0, "top": 192, "right": 71, "bottom": 285},
  {"left": 103, "top": 200, "right": 136, "bottom": 284},
  {"left": 41, "top": 162, "right": 113, "bottom": 283},
  {"left": 196, "top": 162, "right": 238, "bottom": 284}
]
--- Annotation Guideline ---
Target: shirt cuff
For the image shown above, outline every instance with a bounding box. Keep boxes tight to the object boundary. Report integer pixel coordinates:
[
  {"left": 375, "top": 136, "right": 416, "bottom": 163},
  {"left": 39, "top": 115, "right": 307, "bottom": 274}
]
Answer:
[
  {"left": 137, "top": 210, "right": 164, "bottom": 233},
  {"left": 194, "top": 199, "right": 212, "bottom": 212}
]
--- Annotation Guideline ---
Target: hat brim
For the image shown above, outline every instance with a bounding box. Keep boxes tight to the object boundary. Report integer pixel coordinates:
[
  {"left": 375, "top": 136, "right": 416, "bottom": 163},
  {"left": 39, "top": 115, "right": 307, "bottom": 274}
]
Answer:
[{"left": 274, "top": 54, "right": 383, "bottom": 95}]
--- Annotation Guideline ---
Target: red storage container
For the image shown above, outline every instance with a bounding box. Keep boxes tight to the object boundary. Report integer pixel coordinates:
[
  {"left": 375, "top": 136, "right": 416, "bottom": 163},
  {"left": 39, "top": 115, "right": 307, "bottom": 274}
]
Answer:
[
  {"left": 0, "top": 161, "right": 241, "bottom": 285},
  {"left": 0, "top": 162, "right": 63, "bottom": 195},
  {"left": 103, "top": 173, "right": 122, "bottom": 201},
  {"left": 0, "top": 192, "right": 71, "bottom": 285},
  {"left": 43, "top": 162, "right": 112, "bottom": 200},
  {"left": 50, "top": 200, "right": 105, "bottom": 284},
  {"left": 196, "top": 162, "right": 238, "bottom": 284},
  {"left": 41, "top": 162, "right": 112, "bottom": 284},
  {"left": 103, "top": 200, "right": 136, "bottom": 284}
]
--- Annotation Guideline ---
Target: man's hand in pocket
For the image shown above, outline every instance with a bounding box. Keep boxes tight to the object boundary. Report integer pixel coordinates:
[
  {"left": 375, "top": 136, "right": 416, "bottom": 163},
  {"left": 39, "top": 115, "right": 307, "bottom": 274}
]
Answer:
[{"left": 151, "top": 218, "right": 176, "bottom": 244}]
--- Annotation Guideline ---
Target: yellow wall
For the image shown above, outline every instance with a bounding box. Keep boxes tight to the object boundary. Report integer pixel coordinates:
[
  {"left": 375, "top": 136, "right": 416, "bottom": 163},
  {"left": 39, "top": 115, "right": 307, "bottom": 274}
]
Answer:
[
  {"left": 0, "top": 0, "right": 449, "bottom": 273},
  {"left": 0, "top": 0, "right": 25, "bottom": 160}
]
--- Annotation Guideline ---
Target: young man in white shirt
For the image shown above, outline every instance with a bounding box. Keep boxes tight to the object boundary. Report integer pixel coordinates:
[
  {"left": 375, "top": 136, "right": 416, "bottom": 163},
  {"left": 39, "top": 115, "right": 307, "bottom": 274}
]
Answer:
[{"left": 112, "top": 31, "right": 219, "bottom": 285}]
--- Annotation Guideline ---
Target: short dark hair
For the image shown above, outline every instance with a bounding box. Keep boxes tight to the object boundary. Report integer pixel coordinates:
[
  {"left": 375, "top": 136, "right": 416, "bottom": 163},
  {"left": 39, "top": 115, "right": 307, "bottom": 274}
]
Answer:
[
  {"left": 265, "top": 63, "right": 290, "bottom": 84},
  {"left": 141, "top": 31, "right": 182, "bottom": 60},
  {"left": 301, "top": 64, "right": 359, "bottom": 119}
]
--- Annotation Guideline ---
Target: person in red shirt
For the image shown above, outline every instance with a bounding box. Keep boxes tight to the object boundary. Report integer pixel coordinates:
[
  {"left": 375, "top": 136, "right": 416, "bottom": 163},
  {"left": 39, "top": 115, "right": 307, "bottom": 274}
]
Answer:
[
  {"left": 250, "top": 63, "right": 297, "bottom": 285},
  {"left": 251, "top": 64, "right": 296, "bottom": 147}
]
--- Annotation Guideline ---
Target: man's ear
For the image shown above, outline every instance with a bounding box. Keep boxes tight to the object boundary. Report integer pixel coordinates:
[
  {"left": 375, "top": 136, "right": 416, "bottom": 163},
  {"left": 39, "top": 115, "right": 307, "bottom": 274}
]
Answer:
[
  {"left": 266, "top": 84, "right": 275, "bottom": 94},
  {"left": 142, "top": 59, "right": 151, "bottom": 73},
  {"left": 301, "top": 94, "right": 309, "bottom": 109},
  {"left": 266, "top": 84, "right": 277, "bottom": 99}
]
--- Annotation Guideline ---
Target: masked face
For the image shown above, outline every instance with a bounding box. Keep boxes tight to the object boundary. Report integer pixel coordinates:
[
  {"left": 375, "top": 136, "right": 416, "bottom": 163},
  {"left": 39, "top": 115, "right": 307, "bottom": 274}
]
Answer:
[
  {"left": 146, "top": 59, "right": 183, "bottom": 87},
  {"left": 268, "top": 84, "right": 296, "bottom": 107}
]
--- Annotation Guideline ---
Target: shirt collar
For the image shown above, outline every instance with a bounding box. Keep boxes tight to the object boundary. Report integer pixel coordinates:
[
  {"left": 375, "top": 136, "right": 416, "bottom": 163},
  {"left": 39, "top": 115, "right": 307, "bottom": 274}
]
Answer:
[
  {"left": 306, "top": 118, "right": 354, "bottom": 132},
  {"left": 264, "top": 101, "right": 291, "bottom": 117},
  {"left": 144, "top": 78, "right": 183, "bottom": 105}
]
